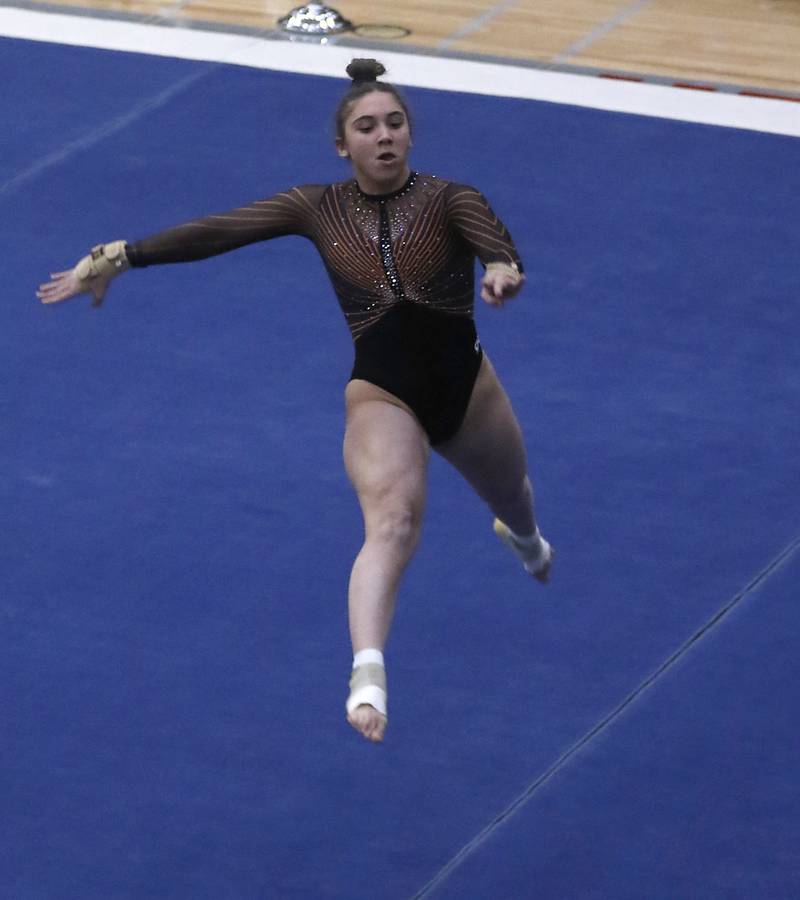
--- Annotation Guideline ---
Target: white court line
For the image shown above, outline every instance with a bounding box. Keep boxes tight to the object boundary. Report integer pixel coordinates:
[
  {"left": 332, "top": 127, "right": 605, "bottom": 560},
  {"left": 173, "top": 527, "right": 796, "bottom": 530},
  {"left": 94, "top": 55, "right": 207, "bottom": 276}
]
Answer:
[
  {"left": 438, "top": 0, "right": 522, "bottom": 51},
  {"left": 552, "top": 0, "right": 655, "bottom": 65},
  {"left": 1, "top": 6, "right": 798, "bottom": 138},
  {"left": 0, "top": 67, "right": 211, "bottom": 196}
]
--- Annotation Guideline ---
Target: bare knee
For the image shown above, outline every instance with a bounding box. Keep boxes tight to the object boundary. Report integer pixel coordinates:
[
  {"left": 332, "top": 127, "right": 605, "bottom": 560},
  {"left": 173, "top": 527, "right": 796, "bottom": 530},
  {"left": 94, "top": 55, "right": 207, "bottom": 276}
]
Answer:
[{"left": 367, "top": 501, "right": 423, "bottom": 553}]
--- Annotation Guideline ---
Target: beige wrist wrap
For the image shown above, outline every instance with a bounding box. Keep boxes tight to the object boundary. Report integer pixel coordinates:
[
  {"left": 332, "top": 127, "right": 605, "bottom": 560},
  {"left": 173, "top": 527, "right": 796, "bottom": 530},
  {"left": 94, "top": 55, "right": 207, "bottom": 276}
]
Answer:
[
  {"left": 485, "top": 261, "right": 521, "bottom": 280},
  {"left": 74, "top": 241, "right": 130, "bottom": 290}
]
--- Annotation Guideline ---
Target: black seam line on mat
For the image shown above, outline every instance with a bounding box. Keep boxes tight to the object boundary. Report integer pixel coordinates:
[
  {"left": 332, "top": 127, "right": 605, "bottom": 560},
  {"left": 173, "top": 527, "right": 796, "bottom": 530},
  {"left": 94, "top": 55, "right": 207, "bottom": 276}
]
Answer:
[
  {"left": 409, "top": 533, "right": 800, "bottom": 900},
  {"left": 0, "top": 66, "right": 214, "bottom": 199}
]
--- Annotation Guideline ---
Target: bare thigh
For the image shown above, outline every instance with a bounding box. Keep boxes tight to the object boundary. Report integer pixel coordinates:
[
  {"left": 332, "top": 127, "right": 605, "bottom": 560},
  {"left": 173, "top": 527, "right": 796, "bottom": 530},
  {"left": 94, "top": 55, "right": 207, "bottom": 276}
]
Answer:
[
  {"left": 343, "top": 380, "right": 430, "bottom": 531},
  {"left": 436, "top": 354, "right": 529, "bottom": 507}
]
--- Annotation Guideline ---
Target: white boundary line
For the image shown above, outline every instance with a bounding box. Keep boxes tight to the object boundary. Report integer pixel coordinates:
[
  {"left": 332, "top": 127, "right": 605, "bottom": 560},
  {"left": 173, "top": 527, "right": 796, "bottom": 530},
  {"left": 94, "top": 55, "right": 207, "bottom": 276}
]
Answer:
[
  {"left": 1, "top": 6, "right": 799, "bottom": 137},
  {"left": 411, "top": 533, "right": 800, "bottom": 898}
]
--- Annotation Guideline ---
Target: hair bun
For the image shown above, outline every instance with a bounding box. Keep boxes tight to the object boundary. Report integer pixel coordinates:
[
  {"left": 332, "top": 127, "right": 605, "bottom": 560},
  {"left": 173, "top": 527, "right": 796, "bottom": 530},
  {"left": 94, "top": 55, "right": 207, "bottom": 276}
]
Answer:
[{"left": 346, "top": 58, "right": 386, "bottom": 84}]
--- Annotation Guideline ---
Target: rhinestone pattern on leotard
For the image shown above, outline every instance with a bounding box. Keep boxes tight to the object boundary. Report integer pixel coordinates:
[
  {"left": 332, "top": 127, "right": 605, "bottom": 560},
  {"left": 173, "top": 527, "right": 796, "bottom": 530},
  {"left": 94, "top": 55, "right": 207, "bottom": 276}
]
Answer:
[{"left": 126, "top": 173, "right": 523, "bottom": 340}]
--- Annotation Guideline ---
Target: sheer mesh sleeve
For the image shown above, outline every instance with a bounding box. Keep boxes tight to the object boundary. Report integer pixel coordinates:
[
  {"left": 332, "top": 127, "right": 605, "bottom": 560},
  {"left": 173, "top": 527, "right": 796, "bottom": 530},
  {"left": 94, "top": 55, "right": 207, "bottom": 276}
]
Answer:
[
  {"left": 444, "top": 183, "right": 524, "bottom": 272},
  {"left": 126, "top": 185, "right": 327, "bottom": 267}
]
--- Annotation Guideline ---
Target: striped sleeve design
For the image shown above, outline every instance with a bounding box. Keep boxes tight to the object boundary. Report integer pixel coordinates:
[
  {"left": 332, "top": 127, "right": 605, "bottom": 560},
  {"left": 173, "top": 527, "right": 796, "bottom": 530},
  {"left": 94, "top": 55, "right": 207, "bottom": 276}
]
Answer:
[
  {"left": 444, "top": 183, "right": 524, "bottom": 272},
  {"left": 122, "top": 174, "right": 524, "bottom": 341},
  {"left": 126, "top": 185, "right": 325, "bottom": 267}
]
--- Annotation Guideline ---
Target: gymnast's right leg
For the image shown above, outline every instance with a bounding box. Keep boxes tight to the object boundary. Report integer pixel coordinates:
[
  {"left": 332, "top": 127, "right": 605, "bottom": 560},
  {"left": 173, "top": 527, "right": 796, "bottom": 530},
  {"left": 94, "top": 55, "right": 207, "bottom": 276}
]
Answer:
[{"left": 342, "top": 381, "right": 429, "bottom": 742}]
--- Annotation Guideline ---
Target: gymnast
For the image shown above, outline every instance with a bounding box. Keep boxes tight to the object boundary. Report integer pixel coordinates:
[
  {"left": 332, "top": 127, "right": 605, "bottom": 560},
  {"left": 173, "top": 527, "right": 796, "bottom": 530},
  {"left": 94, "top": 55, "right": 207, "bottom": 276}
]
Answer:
[{"left": 37, "top": 58, "right": 553, "bottom": 743}]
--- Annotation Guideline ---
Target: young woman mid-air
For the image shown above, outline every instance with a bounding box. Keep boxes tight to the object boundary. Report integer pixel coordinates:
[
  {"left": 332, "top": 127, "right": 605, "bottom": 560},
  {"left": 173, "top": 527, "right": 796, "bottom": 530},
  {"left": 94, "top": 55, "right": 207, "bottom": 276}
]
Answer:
[{"left": 37, "top": 59, "right": 554, "bottom": 743}]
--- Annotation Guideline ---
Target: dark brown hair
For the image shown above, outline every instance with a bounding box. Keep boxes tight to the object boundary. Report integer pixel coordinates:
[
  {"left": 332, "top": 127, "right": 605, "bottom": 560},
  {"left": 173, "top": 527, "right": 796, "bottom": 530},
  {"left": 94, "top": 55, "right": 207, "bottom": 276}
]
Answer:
[{"left": 334, "top": 59, "right": 412, "bottom": 138}]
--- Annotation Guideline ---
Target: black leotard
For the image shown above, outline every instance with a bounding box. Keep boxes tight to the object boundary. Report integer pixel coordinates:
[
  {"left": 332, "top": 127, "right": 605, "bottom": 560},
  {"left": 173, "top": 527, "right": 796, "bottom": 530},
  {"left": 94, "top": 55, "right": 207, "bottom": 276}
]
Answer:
[{"left": 126, "top": 172, "right": 523, "bottom": 444}]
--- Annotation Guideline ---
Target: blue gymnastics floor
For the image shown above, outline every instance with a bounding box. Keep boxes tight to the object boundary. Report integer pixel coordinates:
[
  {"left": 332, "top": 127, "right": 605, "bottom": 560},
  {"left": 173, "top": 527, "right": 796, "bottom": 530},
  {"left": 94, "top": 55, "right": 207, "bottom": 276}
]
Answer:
[{"left": 3, "top": 34, "right": 800, "bottom": 900}]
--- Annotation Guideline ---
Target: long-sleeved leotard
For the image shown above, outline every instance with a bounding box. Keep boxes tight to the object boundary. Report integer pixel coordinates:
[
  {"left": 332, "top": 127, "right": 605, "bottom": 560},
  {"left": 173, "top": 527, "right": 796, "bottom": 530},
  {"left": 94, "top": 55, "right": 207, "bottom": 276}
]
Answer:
[{"left": 126, "top": 172, "right": 524, "bottom": 444}]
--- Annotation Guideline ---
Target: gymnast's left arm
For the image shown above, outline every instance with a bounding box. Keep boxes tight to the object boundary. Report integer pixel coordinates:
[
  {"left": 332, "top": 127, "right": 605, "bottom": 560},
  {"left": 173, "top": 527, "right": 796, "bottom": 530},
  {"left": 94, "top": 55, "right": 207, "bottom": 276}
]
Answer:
[{"left": 444, "top": 183, "right": 526, "bottom": 307}]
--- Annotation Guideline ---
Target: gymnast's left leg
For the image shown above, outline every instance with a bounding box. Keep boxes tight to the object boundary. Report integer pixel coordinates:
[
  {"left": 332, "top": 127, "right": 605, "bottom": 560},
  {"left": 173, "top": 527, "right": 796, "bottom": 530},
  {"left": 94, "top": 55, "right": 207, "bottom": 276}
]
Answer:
[{"left": 437, "top": 355, "right": 553, "bottom": 582}]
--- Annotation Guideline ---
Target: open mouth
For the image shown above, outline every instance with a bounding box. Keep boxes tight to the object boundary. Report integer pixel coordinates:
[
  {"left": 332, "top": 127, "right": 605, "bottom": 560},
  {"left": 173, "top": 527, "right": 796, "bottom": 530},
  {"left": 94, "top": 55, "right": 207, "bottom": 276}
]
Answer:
[{"left": 377, "top": 152, "right": 396, "bottom": 162}]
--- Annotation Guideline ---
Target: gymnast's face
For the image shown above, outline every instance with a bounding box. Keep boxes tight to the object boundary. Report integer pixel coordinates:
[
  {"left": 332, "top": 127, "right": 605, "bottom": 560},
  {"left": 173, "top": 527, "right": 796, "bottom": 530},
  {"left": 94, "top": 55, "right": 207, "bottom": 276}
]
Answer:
[{"left": 336, "top": 91, "right": 412, "bottom": 195}]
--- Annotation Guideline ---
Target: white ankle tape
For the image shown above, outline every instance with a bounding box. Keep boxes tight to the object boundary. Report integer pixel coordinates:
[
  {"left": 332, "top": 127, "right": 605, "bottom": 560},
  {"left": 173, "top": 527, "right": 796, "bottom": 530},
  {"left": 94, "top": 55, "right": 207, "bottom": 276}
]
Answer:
[
  {"left": 346, "top": 661, "right": 387, "bottom": 716},
  {"left": 353, "top": 648, "right": 384, "bottom": 669},
  {"left": 346, "top": 684, "right": 387, "bottom": 716},
  {"left": 494, "top": 519, "right": 551, "bottom": 575},
  {"left": 526, "top": 537, "right": 552, "bottom": 574}
]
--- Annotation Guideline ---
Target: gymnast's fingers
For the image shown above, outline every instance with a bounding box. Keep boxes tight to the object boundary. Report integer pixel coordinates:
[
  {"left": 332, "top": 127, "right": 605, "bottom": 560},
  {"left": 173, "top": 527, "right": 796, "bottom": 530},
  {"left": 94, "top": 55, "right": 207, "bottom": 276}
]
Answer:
[
  {"left": 481, "top": 281, "right": 504, "bottom": 306},
  {"left": 37, "top": 270, "right": 81, "bottom": 304}
]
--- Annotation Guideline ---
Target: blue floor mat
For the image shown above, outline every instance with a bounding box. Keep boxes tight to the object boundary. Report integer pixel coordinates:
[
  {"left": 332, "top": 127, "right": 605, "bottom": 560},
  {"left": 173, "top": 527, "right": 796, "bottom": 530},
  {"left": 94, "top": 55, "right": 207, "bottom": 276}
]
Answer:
[{"left": 3, "top": 35, "right": 799, "bottom": 899}]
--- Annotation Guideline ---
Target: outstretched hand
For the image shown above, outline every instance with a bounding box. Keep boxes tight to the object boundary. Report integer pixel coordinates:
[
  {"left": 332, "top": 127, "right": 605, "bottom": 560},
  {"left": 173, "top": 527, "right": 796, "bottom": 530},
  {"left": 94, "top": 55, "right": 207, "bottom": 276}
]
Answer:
[
  {"left": 37, "top": 241, "right": 130, "bottom": 307},
  {"left": 480, "top": 263, "right": 526, "bottom": 307},
  {"left": 37, "top": 266, "right": 113, "bottom": 307}
]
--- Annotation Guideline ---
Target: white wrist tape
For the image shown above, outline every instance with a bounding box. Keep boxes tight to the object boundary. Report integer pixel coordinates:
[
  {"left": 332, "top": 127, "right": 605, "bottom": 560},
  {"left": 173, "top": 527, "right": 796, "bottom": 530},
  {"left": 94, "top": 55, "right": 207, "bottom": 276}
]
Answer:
[
  {"left": 74, "top": 241, "right": 129, "bottom": 290},
  {"left": 485, "top": 261, "right": 521, "bottom": 281}
]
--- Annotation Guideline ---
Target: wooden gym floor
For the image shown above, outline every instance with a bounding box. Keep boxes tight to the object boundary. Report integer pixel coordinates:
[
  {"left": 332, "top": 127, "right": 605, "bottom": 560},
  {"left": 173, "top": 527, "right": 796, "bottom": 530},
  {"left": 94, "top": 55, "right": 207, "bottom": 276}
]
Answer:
[{"left": 15, "top": 0, "right": 800, "bottom": 98}]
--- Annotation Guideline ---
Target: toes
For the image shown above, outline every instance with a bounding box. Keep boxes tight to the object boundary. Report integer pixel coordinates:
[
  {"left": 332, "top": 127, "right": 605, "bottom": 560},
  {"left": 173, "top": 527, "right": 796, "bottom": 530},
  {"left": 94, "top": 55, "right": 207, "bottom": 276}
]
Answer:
[{"left": 347, "top": 705, "right": 387, "bottom": 742}]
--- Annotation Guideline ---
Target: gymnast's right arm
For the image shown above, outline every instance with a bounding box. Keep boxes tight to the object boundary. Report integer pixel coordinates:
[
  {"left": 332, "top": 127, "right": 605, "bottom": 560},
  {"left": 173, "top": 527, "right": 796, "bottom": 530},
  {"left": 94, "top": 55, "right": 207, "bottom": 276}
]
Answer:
[{"left": 37, "top": 186, "right": 322, "bottom": 307}]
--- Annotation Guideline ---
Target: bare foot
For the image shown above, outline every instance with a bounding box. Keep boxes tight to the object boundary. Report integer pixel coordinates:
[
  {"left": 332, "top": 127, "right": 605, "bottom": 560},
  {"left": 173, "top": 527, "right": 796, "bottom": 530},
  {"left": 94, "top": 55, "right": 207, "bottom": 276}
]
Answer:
[{"left": 347, "top": 704, "right": 387, "bottom": 742}]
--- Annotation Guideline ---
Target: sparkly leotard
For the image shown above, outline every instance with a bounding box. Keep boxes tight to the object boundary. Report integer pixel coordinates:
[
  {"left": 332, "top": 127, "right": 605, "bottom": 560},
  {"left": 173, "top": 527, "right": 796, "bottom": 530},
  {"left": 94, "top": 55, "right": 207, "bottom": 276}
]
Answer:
[{"left": 126, "top": 172, "right": 523, "bottom": 444}]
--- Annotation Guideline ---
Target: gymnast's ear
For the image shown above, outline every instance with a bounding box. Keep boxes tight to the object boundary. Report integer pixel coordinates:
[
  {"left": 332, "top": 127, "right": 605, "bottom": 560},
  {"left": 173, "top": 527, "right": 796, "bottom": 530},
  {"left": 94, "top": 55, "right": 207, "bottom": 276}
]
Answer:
[{"left": 335, "top": 137, "right": 349, "bottom": 158}]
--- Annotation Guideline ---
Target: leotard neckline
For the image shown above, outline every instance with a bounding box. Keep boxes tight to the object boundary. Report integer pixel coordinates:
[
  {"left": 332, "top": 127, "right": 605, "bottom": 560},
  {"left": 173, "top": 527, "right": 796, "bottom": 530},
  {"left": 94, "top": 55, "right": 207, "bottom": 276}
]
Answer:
[{"left": 355, "top": 171, "right": 419, "bottom": 202}]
